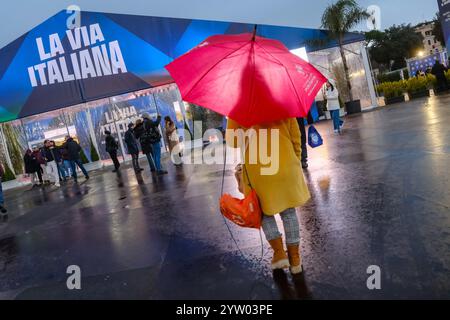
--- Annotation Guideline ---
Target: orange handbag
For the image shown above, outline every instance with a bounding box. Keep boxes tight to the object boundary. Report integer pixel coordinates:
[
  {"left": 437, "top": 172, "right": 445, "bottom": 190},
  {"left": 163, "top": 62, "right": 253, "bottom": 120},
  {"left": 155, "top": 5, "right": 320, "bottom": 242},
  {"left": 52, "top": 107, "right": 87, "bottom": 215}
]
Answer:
[{"left": 220, "top": 164, "right": 262, "bottom": 229}]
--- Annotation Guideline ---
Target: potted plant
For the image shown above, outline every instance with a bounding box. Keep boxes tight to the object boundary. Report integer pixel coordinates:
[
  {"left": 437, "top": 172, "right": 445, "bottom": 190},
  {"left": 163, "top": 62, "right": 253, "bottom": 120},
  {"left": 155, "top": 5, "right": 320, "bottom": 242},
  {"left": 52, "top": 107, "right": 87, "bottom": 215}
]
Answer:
[
  {"left": 321, "top": 0, "right": 369, "bottom": 114},
  {"left": 315, "top": 100, "right": 327, "bottom": 118},
  {"left": 87, "top": 138, "right": 103, "bottom": 170},
  {"left": 1, "top": 162, "right": 19, "bottom": 190},
  {"left": 81, "top": 139, "right": 103, "bottom": 172},
  {"left": 406, "top": 76, "right": 430, "bottom": 99},
  {"left": 80, "top": 148, "right": 89, "bottom": 164},
  {"left": 2, "top": 162, "right": 16, "bottom": 182}
]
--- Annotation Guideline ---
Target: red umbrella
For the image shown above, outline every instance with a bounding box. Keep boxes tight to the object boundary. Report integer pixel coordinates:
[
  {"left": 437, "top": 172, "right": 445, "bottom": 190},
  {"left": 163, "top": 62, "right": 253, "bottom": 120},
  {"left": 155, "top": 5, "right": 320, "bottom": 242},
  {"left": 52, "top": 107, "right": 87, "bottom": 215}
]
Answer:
[{"left": 165, "top": 30, "right": 327, "bottom": 127}]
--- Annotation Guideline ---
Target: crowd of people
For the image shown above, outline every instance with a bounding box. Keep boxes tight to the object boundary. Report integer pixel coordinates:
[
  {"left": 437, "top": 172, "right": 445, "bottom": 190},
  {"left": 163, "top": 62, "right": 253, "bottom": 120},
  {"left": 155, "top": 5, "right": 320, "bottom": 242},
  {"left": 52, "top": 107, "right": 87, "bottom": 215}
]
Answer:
[
  {"left": 20, "top": 113, "right": 183, "bottom": 191},
  {"left": 0, "top": 113, "right": 183, "bottom": 216},
  {"left": 105, "top": 113, "right": 181, "bottom": 175},
  {"left": 23, "top": 136, "right": 90, "bottom": 188}
]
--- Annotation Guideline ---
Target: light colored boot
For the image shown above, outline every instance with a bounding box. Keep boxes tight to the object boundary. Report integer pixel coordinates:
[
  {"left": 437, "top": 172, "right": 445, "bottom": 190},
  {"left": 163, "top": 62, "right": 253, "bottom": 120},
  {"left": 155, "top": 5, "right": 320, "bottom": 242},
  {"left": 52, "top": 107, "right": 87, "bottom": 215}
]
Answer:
[
  {"left": 287, "top": 244, "right": 303, "bottom": 274},
  {"left": 268, "top": 238, "right": 290, "bottom": 270}
]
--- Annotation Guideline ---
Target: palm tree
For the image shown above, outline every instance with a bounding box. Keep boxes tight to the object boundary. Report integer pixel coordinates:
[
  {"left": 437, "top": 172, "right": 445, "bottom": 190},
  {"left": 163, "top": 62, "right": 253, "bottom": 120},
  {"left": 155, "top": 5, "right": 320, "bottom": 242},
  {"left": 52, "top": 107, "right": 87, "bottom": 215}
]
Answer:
[{"left": 321, "top": 0, "right": 369, "bottom": 102}]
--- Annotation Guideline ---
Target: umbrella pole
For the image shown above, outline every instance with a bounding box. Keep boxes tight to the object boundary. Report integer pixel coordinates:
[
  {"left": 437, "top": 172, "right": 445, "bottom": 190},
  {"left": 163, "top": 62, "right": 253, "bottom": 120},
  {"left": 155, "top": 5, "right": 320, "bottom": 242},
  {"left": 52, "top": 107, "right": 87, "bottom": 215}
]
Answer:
[{"left": 252, "top": 24, "right": 257, "bottom": 41}]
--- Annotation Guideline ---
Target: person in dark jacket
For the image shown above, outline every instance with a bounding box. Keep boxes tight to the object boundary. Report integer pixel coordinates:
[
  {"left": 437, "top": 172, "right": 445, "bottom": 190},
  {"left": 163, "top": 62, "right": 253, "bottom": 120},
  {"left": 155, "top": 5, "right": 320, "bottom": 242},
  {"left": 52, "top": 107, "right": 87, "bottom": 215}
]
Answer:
[
  {"left": 124, "top": 123, "right": 143, "bottom": 173},
  {"left": 42, "top": 140, "right": 61, "bottom": 187},
  {"left": 431, "top": 60, "right": 448, "bottom": 92},
  {"left": 64, "top": 136, "right": 89, "bottom": 182},
  {"left": 105, "top": 130, "right": 120, "bottom": 172},
  {"left": 0, "top": 163, "right": 7, "bottom": 214},
  {"left": 50, "top": 141, "right": 67, "bottom": 182},
  {"left": 296, "top": 118, "right": 308, "bottom": 169},
  {"left": 134, "top": 118, "right": 157, "bottom": 172},
  {"left": 33, "top": 146, "right": 48, "bottom": 183},
  {"left": 60, "top": 147, "right": 72, "bottom": 178},
  {"left": 142, "top": 113, "right": 167, "bottom": 175},
  {"left": 24, "top": 149, "right": 43, "bottom": 186}
]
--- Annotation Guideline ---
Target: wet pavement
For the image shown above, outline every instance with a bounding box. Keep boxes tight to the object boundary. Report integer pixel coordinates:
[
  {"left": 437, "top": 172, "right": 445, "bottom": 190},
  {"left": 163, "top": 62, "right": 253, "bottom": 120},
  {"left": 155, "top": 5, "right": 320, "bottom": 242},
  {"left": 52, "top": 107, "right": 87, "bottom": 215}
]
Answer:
[{"left": 1, "top": 95, "right": 450, "bottom": 300}]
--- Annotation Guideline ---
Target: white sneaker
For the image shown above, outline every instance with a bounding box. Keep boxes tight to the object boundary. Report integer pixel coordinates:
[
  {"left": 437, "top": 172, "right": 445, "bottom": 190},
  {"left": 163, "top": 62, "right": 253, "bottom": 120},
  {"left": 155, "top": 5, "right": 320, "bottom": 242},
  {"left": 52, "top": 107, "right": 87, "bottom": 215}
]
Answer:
[{"left": 334, "top": 129, "right": 339, "bottom": 134}]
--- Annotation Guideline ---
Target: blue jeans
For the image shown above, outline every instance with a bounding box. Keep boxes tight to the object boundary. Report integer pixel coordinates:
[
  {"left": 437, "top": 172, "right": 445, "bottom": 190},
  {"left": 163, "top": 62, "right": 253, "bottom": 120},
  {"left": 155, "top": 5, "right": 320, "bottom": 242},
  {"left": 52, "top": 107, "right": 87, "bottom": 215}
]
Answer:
[
  {"left": 0, "top": 178, "right": 4, "bottom": 206},
  {"left": 330, "top": 110, "right": 342, "bottom": 132},
  {"left": 151, "top": 141, "right": 162, "bottom": 171},
  {"left": 70, "top": 159, "right": 89, "bottom": 180},
  {"left": 57, "top": 162, "right": 67, "bottom": 179},
  {"left": 63, "top": 160, "right": 72, "bottom": 176},
  {"left": 145, "top": 152, "right": 156, "bottom": 171}
]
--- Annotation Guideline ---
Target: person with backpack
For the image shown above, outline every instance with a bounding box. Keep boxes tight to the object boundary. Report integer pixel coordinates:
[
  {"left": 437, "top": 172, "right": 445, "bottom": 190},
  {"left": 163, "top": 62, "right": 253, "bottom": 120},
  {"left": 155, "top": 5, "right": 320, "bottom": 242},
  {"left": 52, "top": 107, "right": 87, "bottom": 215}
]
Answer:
[
  {"left": 60, "top": 147, "right": 72, "bottom": 178},
  {"left": 64, "top": 136, "right": 90, "bottom": 182},
  {"left": 105, "top": 130, "right": 120, "bottom": 172},
  {"left": 142, "top": 113, "right": 168, "bottom": 175},
  {"left": 134, "top": 118, "right": 157, "bottom": 172},
  {"left": 0, "top": 162, "right": 7, "bottom": 214}
]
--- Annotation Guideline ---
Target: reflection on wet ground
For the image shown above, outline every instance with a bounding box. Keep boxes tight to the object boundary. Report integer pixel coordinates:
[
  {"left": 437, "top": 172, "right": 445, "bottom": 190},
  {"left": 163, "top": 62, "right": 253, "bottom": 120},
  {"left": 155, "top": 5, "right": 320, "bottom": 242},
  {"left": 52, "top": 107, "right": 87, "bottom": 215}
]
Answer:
[{"left": 1, "top": 95, "right": 450, "bottom": 299}]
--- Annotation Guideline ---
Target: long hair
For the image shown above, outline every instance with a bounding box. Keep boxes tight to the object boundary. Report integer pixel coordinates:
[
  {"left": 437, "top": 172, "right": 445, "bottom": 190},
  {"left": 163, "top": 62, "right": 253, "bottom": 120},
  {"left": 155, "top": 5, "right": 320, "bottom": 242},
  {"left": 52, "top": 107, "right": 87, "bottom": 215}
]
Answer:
[
  {"left": 165, "top": 116, "right": 174, "bottom": 126},
  {"left": 328, "top": 81, "right": 335, "bottom": 91}
]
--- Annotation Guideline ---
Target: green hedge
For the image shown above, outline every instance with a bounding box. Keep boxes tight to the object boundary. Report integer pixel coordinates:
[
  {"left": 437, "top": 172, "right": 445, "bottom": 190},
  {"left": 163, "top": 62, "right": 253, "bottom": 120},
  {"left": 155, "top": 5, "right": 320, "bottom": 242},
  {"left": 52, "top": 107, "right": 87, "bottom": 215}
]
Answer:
[
  {"left": 80, "top": 148, "right": 90, "bottom": 164},
  {"left": 2, "top": 163, "right": 16, "bottom": 182},
  {"left": 377, "top": 72, "right": 447, "bottom": 98},
  {"left": 90, "top": 138, "right": 100, "bottom": 162}
]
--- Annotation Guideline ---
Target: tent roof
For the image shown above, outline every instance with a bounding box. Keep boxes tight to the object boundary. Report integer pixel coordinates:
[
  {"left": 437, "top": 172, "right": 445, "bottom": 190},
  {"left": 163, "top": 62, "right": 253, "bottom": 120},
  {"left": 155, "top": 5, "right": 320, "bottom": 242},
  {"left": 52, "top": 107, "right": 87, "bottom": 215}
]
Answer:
[{"left": 0, "top": 10, "right": 364, "bottom": 123}]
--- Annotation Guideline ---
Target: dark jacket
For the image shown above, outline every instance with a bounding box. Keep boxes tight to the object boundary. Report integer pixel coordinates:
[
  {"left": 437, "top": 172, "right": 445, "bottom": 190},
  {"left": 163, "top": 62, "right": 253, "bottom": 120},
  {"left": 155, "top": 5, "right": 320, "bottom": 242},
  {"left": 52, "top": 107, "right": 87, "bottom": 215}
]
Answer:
[
  {"left": 140, "top": 116, "right": 162, "bottom": 153},
  {"left": 431, "top": 62, "right": 447, "bottom": 79},
  {"left": 134, "top": 122, "right": 152, "bottom": 154},
  {"left": 43, "top": 146, "right": 62, "bottom": 163},
  {"left": 60, "top": 148, "right": 70, "bottom": 161},
  {"left": 24, "top": 153, "right": 40, "bottom": 174},
  {"left": 42, "top": 147, "right": 55, "bottom": 162},
  {"left": 143, "top": 116, "right": 162, "bottom": 143},
  {"left": 105, "top": 135, "right": 119, "bottom": 153},
  {"left": 64, "top": 138, "right": 82, "bottom": 161},
  {"left": 124, "top": 129, "right": 139, "bottom": 155},
  {"left": 34, "top": 150, "right": 46, "bottom": 165}
]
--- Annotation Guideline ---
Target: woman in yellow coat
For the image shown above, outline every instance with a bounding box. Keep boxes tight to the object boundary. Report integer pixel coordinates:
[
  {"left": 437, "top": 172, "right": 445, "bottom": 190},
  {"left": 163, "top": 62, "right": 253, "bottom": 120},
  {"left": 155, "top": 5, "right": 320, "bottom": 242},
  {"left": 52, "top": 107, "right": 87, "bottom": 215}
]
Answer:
[{"left": 226, "top": 118, "right": 310, "bottom": 274}]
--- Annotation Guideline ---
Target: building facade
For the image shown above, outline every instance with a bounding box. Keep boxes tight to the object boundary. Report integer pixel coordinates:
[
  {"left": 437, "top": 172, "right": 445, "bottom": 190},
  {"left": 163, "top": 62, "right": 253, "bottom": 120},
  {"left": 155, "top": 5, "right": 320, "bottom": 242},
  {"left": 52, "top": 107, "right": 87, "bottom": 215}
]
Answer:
[{"left": 415, "top": 21, "right": 444, "bottom": 56}]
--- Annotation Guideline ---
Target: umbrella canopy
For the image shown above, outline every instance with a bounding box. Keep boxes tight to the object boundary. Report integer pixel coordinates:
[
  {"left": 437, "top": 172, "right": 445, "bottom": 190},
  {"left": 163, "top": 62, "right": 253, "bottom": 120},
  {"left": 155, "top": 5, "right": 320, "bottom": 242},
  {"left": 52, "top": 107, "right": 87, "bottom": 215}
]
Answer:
[{"left": 165, "top": 32, "right": 327, "bottom": 127}]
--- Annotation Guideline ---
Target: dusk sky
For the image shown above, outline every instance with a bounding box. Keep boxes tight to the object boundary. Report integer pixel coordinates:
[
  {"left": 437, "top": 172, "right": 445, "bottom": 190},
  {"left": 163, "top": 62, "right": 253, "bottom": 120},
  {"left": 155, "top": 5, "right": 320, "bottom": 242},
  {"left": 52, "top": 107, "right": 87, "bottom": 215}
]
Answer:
[{"left": 0, "top": 0, "right": 439, "bottom": 48}]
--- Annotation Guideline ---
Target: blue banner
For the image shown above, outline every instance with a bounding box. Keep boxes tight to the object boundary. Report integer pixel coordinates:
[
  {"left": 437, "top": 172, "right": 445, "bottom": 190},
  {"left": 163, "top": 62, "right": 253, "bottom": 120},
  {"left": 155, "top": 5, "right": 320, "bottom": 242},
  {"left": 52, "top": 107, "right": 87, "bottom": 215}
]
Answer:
[
  {"left": 408, "top": 53, "right": 444, "bottom": 75},
  {"left": 438, "top": 0, "right": 450, "bottom": 55}
]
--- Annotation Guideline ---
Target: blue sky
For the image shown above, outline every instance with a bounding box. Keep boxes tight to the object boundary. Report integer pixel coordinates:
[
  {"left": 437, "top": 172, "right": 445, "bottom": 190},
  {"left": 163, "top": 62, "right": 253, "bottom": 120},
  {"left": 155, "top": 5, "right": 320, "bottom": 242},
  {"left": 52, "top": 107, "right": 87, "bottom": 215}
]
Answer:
[{"left": 0, "top": 0, "right": 439, "bottom": 48}]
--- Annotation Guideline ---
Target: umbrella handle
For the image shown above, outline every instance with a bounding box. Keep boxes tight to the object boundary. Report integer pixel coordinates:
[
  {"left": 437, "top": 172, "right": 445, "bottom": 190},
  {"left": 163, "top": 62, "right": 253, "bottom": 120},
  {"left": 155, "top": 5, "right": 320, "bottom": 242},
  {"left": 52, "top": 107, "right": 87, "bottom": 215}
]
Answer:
[{"left": 252, "top": 24, "right": 257, "bottom": 41}]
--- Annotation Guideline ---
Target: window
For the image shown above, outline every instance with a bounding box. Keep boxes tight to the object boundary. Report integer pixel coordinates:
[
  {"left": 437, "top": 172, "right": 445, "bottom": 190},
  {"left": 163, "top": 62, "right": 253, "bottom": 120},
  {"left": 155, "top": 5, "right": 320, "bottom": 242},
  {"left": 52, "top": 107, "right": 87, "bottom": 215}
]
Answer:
[
  {"left": 425, "top": 31, "right": 431, "bottom": 36},
  {"left": 428, "top": 40, "right": 432, "bottom": 45}
]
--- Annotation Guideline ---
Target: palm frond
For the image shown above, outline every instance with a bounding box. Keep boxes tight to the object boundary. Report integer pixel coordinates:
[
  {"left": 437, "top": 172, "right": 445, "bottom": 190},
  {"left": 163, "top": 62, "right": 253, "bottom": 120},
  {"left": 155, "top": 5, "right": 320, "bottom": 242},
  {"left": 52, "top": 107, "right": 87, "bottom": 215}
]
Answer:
[{"left": 321, "top": 0, "right": 369, "bottom": 38}]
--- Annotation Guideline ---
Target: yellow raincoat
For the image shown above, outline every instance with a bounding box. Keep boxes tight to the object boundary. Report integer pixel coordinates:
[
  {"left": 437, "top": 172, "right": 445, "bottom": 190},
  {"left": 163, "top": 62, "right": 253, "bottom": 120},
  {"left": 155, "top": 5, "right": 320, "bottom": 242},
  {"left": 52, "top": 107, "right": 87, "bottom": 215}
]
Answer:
[{"left": 226, "top": 118, "right": 310, "bottom": 215}]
